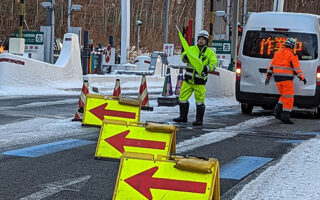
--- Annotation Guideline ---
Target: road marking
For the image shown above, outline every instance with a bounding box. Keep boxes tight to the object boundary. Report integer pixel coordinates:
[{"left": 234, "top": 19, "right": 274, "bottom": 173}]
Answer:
[
  {"left": 176, "top": 117, "right": 273, "bottom": 153},
  {"left": 20, "top": 175, "right": 91, "bottom": 200},
  {"left": 276, "top": 139, "right": 303, "bottom": 144},
  {"left": 293, "top": 131, "right": 320, "bottom": 136},
  {"left": 220, "top": 156, "right": 273, "bottom": 180},
  {"left": 2, "top": 139, "right": 95, "bottom": 157}
]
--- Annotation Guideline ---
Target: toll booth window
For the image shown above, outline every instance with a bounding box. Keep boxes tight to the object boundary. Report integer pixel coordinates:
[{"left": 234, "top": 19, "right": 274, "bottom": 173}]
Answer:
[{"left": 243, "top": 31, "right": 318, "bottom": 60}]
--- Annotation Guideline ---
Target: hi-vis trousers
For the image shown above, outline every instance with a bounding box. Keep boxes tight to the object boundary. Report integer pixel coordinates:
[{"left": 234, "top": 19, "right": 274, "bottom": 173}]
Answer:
[
  {"left": 276, "top": 80, "right": 294, "bottom": 112},
  {"left": 178, "top": 81, "right": 206, "bottom": 104}
]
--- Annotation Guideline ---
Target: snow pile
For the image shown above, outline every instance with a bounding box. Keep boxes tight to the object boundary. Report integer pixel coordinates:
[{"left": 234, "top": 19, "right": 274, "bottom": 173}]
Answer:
[
  {"left": 0, "top": 33, "right": 83, "bottom": 95},
  {"left": 232, "top": 136, "right": 320, "bottom": 200}
]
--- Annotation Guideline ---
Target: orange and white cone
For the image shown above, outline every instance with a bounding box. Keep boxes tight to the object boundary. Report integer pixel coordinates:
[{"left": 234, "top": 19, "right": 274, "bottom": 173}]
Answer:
[
  {"left": 139, "top": 74, "right": 153, "bottom": 111},
  {"left": 113, "top": 78, "right": 121, "bottom": 97},
  {"left": 72, "top": 79, "right": 89, "bottom": 121}
]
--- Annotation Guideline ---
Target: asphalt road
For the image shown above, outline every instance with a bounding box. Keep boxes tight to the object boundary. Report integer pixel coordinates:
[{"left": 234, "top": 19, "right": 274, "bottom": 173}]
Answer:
[{"left": 0, "top": 95, "right": 319, "bottom": 200}]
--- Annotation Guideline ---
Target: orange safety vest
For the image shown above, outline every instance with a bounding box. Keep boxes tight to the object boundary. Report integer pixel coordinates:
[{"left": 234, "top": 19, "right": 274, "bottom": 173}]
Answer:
[
  {"left": 266, "top": 48, "right": 305, "bottom": 82},
  {"left": 0, "top": 45, "right": 4, "bottom": 54}
]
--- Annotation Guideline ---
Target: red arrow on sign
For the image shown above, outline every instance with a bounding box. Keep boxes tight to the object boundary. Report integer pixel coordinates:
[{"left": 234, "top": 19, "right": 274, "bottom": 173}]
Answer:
[
  {"left": 124, "top": 166, "right": 207, "bottom": 200},
  {"left": 89, "top": 103, "right": 136, "bottom": 120},
  {"left": 105, "top": 130, "right": 166, "bottom": 153}
]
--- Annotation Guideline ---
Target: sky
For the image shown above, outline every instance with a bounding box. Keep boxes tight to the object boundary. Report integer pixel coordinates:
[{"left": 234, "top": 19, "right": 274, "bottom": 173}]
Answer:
[{"left": 0, "top": 86, "right": 320, "bottom": 200}]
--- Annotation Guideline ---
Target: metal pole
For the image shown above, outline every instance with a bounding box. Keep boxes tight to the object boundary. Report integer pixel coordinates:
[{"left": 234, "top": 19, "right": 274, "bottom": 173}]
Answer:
[
  {"left": 51, "top": 0, "right": 55, "bottom": 64},
  {"left": 120, "top": 0, "right": 130, "bottom": 64},
  {"left": 273, "top": 0, "right": 284, "bottom": 11},
  {"left": 82, "top": 31, "right": 89, "bottom": 75},
  {"left": 19, "top": 0, "right": 25, "bottom": 38},
  {"left": 163, "top": 0, "right": 169, "bottom": 44},
  {"left": 226, "top": 0, "right": 231, "bottom": 40},
  {"left": 46, "top": 0, "right": 52, "bottom": 26},
  {"left": 195, "top": 0, "right": 204, "bottom": 45},
  {"left": 231, "top": 0, "right": 239, "bottom": 70},
  {"left": 214, "top": 0, "right": 222, "bottom": 40},
  {"left": 209, "top": 0, "right": 214, "bottom": 45},
  {"left": 67, "top": 0, "right": 71, "bottom": 32},
  {"left": 137, "top": 25, "right": 140, "bottom": 56},
  {"left": 242, "top": 0, "right": 247, "bottom": 26}
]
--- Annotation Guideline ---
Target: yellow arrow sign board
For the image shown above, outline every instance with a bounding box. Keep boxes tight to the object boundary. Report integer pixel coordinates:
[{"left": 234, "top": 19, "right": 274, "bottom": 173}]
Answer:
[
  {"left": 95, "top": 120, "right": 177, "bottom": 159},
  {"left": 82, "top": 94, "right": 141, "bottom": 127},
  {"left": 113, "top": 153, "right": 220, "bottom": 200}
]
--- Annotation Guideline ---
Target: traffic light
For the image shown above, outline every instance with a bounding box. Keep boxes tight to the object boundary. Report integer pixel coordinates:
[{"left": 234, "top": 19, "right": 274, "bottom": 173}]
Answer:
[
  {"left": 229, "top": 24, "right": 243, "bottom": 37},
  {"left": 238, "top": 24, "right": 243, "bottom": 37}
]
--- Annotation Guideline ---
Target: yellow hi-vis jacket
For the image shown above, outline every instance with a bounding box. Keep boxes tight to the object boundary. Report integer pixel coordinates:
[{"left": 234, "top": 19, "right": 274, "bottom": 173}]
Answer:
[{"left": 181, "top": 45, "right": 217, "bottom": 85}]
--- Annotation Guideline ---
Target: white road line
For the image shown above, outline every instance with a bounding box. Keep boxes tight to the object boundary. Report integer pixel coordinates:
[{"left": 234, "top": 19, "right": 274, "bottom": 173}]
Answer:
[
  {"left": 176, "top": 116, "right": 273, "bottom": 153},
  {"left": 20, "top": 175, "right": 91, "bottom": 200},
  {"left": 0, "top": 99, "right": 78, "bottom": 111}
]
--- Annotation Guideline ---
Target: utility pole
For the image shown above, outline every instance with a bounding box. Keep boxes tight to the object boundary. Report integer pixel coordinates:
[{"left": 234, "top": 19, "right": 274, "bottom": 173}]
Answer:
[
  {"left": 51, "top": 0, "right": 55, "bottom": 64},
  {"left": 67, "top": 0, "right": 71, "bottom": 32},
  {"left": 231, "top": 0, "right": 239, "bottom": 71},
  {"left": 209, "top": 0, "right": 214, "bottom": 45},
  {"left": 226, "top": 0, "right": 231, "bottom": 40},
  {"left": 195, "top": 0, "right": 204, "bottom": 45},
  {"left": 120, "top": 0, "right": 130, "bottom": 64},
  {"left": 163, "top": 0, "right": 169, "bottom": 44},
  {"left": 273, "top": 0, "right": 284, "bottom": 11},
  {"left": 213, "top": 0, "right": 222, "bottom": 40},
  {"left": 18, "top": 0, "right": 25, "bottom": 38}
]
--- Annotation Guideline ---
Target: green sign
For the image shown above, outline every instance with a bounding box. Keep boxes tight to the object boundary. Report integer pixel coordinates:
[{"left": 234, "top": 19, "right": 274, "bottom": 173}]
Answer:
[
  {"left": 212, "top": 40, "right": 231, "bottom": 54},
  {"left": 14, "top": 31, "right": 44, "bottom": 45}
]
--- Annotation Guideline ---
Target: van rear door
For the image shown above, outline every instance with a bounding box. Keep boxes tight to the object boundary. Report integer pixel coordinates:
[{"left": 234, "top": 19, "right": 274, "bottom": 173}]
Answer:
[{"left": 240, "top": 30, "right": 318, "bottom": 96}]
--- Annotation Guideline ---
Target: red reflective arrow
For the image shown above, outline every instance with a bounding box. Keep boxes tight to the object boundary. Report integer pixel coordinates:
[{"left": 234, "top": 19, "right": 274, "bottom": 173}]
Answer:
[
  {"left": 89, "top": 103, "right": 136, "bottom": 120},
  {"left": 124, "top": 166, "right": 207, "bottom": 200},
  {"left": 105, "top": 130, "right": 166, "bottom": 153}
]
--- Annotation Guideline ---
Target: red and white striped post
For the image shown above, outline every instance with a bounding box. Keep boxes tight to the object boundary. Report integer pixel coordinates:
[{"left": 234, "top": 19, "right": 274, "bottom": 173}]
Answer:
[
  {"left": 113, "top": 78, "right": 121, "bottom": 97},
  {"left": 72, "top": 79, "right": 89, "bottom": 121},
  {"left": 139, "top": 74, "right": 153, "bottom": 111}
]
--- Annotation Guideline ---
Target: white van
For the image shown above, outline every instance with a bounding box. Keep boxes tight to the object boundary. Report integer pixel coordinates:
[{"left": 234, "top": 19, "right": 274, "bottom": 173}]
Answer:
[{"left": 236, "top": 12, "right": 320, "bottom": 116}]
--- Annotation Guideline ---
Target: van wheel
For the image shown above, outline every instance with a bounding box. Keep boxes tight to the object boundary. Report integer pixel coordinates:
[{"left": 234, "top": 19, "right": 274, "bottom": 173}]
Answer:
[
  {"left": 241, "top": 103, "right": 253, "bottom": 114},
  {"left": 314, "top": 106, "right": 320, "bottom": 118}
]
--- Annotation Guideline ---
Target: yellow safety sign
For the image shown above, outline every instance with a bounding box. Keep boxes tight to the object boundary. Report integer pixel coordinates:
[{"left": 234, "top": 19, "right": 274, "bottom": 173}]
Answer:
[
  {"left": 95, "top": 120, "right": 177, "bottom": 159},
  {"left": 82, "top": 94, "right": 141, "bottom": 126},
  {"left": 113, "top": 153, "right": 220, "bottom": 200}
]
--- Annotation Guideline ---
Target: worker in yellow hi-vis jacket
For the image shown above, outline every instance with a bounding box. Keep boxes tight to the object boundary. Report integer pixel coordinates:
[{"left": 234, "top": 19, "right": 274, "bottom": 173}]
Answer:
[{"left": 173, "top": 30, "right": 217, "bottom": 126}]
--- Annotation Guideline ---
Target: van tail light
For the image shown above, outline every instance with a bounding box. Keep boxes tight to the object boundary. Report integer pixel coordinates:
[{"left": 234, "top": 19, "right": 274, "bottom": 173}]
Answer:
[
  {"left": 317, "top": 66, "right": 320, "bottom": 86},
  {"left": 236, "top": 60, "right": 241, "bottom": 81}
]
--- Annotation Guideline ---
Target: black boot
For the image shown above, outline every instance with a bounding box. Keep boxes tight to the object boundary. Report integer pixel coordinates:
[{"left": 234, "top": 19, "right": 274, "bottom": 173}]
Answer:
[
  {"left": 281, "top": 111, "right": 294, "bottom": 124},
  {"left": 193, "top": 104, "right": 205, "bottom": 126},
  {"left": 273, "top": 103, "right": 283, "bottom": 120},
  {"left": 173, "top": 102, "right": 189, "bottom": 122}
]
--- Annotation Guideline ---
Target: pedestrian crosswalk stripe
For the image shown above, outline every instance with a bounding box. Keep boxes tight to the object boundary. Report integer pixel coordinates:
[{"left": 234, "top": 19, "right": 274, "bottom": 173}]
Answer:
[
  {"left": 220, "top": 156, "right": 273, "bottom": 180},
  {"left": 276, "top": 139, "right": 303, "bottom": 144},
  {"left": 293, "top": 131, "right": 320, "bottom": 136},
  {"left": 2, "top": 139, "right": 95, "bottom": 157}
]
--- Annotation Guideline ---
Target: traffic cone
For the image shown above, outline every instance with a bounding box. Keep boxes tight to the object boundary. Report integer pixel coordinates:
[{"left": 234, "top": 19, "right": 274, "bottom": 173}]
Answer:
[
  {"left": 139, "top": 74, "right": 153, "bottom": 111},
  {"left": 113, "top": 78, "right": 121, "bottom": 97},
  {"left": 175, "top": 68, "right": 183, "bottom": 96},
  {"left": 72, "top": 79, "right": 89, "bottom": 121},
  {"left": 157, "top": 68, "right": 178, "bottom": 106},
  {"left": 162, "top": 68, "right": 173, "bottom": 96}
]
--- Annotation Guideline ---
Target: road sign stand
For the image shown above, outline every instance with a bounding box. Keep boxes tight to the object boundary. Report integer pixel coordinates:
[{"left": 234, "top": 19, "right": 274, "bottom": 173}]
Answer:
[
  {"left": 113, "top": 152, "right": 220, "bottom": 200},
  {"left": 95, "top": 120, "right": 177, "bottom": 160},
  {"left": 82, "top": 94, "right": 141, "bottom": 127}
]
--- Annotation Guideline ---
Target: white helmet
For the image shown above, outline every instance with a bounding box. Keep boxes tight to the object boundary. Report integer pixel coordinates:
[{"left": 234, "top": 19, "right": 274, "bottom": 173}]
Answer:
[
  {"left": 197, "top": 30, "right": 209, "bottom": 40},
  {"left": 285, "top": 37, "right": 296, "bottom": 49}
]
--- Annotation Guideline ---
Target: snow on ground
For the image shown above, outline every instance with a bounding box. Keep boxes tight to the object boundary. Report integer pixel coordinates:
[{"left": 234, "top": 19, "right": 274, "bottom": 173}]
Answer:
[{"left": 232, "top": 135, "right": 320, "bottom": 200}]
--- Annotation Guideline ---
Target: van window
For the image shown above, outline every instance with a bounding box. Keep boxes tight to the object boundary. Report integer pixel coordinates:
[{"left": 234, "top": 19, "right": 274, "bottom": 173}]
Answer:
[{"left": 243, "top": 31, "right": 318, "bottom": 60}]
